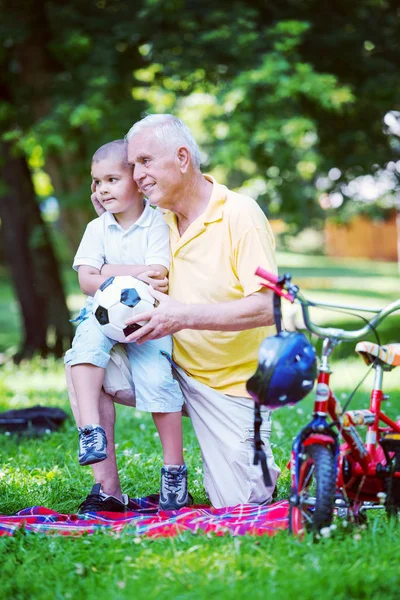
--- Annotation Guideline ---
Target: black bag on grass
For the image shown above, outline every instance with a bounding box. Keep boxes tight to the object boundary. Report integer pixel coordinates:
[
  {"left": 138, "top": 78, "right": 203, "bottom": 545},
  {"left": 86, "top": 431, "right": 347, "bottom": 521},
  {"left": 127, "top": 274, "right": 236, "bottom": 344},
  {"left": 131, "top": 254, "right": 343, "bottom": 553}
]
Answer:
[{"left": 0, "top": 405, "right": 68, "bottom": 435}]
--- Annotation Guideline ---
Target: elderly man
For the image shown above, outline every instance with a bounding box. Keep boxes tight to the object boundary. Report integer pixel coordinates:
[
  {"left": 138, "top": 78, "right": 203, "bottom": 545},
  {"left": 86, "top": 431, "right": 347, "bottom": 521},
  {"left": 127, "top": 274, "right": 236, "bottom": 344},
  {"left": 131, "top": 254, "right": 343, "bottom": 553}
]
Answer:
[{"left": 68, "top": 114, "right": 280, "bottom": 512}]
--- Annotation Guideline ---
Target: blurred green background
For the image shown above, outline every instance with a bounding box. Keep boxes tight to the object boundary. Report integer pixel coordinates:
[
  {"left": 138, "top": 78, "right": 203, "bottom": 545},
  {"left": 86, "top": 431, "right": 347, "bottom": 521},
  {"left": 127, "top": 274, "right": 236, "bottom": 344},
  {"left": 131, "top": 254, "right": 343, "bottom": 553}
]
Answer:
[{"left": 0, "top": 0, "right": 399, "bottom": 357}]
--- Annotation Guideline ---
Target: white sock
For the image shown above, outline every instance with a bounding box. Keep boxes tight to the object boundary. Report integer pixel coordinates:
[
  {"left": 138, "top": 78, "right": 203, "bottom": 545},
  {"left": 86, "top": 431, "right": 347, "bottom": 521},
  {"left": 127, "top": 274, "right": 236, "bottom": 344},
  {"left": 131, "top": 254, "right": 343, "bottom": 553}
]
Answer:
[{"left": 163, "top": 464, "right": 185, "bottom": 471}]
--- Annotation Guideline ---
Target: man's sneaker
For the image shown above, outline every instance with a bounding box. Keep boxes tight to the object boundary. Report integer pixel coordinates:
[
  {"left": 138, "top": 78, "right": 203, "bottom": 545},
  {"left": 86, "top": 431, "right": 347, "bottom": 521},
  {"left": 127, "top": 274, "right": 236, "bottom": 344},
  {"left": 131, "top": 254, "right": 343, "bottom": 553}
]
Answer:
[
  {"left": 78, "top": 424, "right": 108, "bottom": 466},
  {"left": 159, "top": 464, "right": 189, "bottom": 510},
  {"left": 77, "top": 483, "right": 130, "bottom": 514}
]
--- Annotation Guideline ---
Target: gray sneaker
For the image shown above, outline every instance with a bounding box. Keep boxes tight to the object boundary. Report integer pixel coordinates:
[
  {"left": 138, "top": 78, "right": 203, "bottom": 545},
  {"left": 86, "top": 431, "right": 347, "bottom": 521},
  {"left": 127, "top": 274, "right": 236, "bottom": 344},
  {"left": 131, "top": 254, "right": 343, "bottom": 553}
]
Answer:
[
  {"left": 78, "top": 425, "right": 108, "bottom": 466},
  {"left": 159, "top": 465, "right": 189, "bottom": 510}
]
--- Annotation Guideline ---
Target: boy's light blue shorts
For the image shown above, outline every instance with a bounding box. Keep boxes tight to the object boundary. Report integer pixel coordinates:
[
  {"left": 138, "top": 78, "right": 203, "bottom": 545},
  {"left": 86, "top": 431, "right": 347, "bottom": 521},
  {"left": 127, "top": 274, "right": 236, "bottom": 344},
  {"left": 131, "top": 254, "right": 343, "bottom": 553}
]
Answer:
[{"left": 64, "top": 305, "right": 184, "bottom": 413}]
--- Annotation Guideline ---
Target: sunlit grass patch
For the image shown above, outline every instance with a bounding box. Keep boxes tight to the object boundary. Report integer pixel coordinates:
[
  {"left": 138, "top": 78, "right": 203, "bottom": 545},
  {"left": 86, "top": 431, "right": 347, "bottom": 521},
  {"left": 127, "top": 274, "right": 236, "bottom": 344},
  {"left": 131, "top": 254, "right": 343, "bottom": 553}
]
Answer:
[{"left": 0, "top": 254, "right": 398, "bottom": 598}]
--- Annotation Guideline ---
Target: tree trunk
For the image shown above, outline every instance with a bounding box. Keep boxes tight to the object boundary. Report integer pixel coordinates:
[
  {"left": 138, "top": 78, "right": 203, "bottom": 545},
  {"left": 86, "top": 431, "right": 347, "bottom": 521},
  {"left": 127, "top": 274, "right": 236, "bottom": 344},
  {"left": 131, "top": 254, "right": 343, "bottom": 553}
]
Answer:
[
  {"left": 397, "top": 210, "right": 400, "bottom": 274},
  {"left": 0, "top": 142, "right": 73, "bottom": 360}
]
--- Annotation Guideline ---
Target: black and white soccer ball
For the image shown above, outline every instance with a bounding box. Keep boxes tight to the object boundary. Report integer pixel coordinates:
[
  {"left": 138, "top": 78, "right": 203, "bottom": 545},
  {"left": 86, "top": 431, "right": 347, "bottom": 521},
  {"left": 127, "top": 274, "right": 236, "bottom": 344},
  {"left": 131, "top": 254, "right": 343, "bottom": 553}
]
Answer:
[{"left": 92, "top": 275, "right": 156, "bottom": 342}]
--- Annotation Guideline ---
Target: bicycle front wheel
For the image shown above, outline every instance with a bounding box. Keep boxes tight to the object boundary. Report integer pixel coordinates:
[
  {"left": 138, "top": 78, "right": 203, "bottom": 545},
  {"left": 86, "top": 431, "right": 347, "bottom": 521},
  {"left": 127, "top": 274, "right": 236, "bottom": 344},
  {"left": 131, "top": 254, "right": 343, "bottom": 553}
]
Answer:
[{"left": 289, "top": 444, "right": 336, "bottom": 536}]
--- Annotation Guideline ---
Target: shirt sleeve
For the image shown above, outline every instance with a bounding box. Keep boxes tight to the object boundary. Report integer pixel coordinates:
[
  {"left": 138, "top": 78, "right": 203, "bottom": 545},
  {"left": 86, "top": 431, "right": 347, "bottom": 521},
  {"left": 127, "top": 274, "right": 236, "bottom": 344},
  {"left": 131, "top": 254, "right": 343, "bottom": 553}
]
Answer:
[
  {"left": 232, "top": 201, "right": 277, "bottom": 297},
  {"left": 144, "top": 212, "right": 170, "bottom": 269},
  {"left": 72, "top": 219, "right": 105, "bottom": 272}
]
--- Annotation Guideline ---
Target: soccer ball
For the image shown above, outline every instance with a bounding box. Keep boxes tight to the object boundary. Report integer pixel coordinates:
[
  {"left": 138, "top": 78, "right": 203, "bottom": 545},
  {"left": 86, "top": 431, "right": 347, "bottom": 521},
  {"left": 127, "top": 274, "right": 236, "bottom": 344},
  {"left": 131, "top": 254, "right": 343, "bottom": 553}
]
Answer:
[{"left": 92, "top": 275, "right": 156, "bottom": 342}]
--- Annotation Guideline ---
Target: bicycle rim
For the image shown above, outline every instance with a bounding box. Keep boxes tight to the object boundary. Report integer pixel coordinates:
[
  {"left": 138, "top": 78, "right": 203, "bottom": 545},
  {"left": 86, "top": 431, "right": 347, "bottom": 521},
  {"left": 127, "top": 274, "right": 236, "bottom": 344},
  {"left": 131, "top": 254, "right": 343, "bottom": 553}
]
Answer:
[{"left": 289, "top": 444, "right": 336, "bottom": 536}]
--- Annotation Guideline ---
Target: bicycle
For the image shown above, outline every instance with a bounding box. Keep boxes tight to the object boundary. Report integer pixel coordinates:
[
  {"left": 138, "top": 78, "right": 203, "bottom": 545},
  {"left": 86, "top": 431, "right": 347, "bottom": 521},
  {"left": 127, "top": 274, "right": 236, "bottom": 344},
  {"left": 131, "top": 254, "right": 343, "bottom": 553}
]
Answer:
[{"left": 251, "top": 267, "right": 400, "bottom": 536}]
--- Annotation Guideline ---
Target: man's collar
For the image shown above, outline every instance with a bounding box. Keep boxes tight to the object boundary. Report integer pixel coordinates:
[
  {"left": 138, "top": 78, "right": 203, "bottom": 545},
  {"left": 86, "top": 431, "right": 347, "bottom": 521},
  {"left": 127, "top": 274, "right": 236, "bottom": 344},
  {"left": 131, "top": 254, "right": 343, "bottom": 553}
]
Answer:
[
  {"left": 202, "top": 174, "right": 226, "bottom": 223},
  {"left": 162, "top": 174, "right": 227, "bottom": 230}
]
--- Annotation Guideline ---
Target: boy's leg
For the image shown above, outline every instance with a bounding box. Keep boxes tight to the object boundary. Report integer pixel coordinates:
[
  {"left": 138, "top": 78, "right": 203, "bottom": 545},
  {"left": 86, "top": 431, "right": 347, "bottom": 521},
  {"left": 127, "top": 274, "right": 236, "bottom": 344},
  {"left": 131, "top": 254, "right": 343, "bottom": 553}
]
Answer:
[
  {"left": 152, "top": 412, "right": 188, "bottom": 510},
  {"left": 66, "top": 364, "right": 125, "bottom": 505},
  {"left": 126, "top": 337, "right": 188, "bottom": 509},
  {"left": 70, "top": 364, "right": 105, "bottom": 426},
  {"left": 65, "top": 314, "right": 117, "bottom": 465},
  {"left": 152, "top": 412, "right": 184, "bottom": 465},
  {"left": 66, "top": 314, "right": 116, "bottom": 426}
]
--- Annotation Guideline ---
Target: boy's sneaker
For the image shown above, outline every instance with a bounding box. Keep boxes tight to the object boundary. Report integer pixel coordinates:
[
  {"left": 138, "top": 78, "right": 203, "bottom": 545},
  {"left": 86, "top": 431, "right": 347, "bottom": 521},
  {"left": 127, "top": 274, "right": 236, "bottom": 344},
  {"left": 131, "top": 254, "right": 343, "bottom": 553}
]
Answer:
[
  {"left": 159, "top": 464, "right": 189, "bottom": 510},
  {"left": 77, "top": 483, "right": 130, "bottom": 514},
  {"left": 78, "top": 424, "right": 108, "bottom": 466}
]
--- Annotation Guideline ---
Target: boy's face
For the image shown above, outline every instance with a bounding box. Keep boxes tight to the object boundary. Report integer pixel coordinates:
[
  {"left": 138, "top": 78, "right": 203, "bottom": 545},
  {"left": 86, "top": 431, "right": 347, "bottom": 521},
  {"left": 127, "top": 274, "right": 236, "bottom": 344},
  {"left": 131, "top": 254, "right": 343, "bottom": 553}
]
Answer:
[{"left": 91, "top": 158, "right": 142, "bottom": 218}]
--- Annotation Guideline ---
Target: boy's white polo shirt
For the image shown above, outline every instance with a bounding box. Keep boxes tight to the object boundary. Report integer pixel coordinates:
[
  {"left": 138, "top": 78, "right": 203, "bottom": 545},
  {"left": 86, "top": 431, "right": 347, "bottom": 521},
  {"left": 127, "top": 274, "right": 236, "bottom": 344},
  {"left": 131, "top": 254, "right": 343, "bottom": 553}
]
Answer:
[{"left": 73, "top": 200, "right": 170, "bottom": 271}]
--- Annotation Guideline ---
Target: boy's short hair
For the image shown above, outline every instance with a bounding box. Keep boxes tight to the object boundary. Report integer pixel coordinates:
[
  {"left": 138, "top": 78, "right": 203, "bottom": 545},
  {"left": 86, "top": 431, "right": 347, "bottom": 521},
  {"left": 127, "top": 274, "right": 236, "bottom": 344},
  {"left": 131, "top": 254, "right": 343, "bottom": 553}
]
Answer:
[{"left": 92, "top": 140, "right": 130, "bottom": 167}]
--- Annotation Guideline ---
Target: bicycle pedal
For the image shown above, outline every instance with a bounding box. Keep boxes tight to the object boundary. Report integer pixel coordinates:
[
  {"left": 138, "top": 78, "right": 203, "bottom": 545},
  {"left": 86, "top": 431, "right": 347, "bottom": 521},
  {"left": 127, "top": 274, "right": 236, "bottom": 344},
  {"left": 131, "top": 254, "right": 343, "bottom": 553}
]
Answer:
[{"left": 380, "top": 433, "right": 400, "bottom": 452}]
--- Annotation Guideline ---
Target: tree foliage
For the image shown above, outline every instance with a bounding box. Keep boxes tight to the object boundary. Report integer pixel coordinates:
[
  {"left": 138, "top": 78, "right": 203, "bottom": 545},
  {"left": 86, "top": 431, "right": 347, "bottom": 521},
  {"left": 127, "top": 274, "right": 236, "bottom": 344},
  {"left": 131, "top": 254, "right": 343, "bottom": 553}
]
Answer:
[
  {"left": 134, "top": 1, "right": 400, "bottom": 227},
  {"left": 1, "top": 0, "right": 400, "bottom": 353},
  {"left": 2, "top": 0, "right": 400, "bottom": 231}
]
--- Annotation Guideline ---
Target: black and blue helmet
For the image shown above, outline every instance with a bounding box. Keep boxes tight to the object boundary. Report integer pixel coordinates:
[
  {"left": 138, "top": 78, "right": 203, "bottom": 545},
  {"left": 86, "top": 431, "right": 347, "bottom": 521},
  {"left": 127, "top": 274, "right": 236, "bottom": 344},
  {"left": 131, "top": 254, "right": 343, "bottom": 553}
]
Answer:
[{"left": 247, "top": 331, "right": 317, "bottom": 408}]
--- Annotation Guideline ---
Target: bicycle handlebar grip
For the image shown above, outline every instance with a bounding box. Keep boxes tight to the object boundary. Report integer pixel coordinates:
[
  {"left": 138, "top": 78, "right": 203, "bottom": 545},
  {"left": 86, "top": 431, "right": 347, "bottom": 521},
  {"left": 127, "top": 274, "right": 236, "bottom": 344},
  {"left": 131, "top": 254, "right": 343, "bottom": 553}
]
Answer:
[{"left": 255, "top": 266, "right": 279, "bottom": 284}]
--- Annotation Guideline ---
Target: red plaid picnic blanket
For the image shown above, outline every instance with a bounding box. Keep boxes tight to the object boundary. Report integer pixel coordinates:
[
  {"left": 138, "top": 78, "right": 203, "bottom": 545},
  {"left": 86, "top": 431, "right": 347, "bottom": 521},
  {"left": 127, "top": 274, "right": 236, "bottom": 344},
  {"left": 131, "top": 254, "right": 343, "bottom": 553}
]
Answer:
[{"left": 0, "top": 497, "right": 288, "bottom": 537}]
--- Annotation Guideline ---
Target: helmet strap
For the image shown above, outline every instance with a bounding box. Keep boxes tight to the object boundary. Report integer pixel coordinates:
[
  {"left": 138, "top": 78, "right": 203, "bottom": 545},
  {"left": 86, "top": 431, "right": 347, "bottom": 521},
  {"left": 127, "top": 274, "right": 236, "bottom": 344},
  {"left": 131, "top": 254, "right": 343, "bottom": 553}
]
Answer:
[
  {"left": 273, "top": 293, "right": 282, "bottom": 333},
  {"left": 252, "top": 290, "right": 282, "bottom": 487},
  {"left": 253, "top": 403, "right": 272, "bottom": 487}
]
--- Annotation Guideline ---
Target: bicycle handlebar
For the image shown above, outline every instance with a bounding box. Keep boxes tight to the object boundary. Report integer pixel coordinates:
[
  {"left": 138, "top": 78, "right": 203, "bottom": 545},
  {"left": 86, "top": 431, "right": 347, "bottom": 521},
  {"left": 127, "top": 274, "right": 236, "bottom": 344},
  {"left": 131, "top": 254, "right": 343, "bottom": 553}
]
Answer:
[
  {"left": 299, "top": 297, "right": 400, "bottom": 342},
  {"left": 257, "top": 267, "right": 400, "bottom": 342},
  {"left": 255, "top": 267, "right": 279, "bottom": 285}
]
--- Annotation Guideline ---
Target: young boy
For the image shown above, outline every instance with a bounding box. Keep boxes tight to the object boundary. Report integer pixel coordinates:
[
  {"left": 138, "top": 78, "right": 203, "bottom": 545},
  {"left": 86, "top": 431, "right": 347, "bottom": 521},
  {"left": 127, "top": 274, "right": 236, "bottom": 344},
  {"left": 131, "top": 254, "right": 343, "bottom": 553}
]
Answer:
[{"left": 64, "top": 140, "right": 188, "bottom": 510}]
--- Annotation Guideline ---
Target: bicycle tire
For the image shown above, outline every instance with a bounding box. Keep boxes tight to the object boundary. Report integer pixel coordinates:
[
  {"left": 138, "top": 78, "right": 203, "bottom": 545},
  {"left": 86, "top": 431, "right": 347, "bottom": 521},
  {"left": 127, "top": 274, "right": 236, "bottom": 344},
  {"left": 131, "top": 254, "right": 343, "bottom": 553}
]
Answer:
[
  {"left": 289, "top": 444, "right": 336, "bottom": 536},
  {"left": 384, "top": 450, "right": 400, "bottom": 518}
]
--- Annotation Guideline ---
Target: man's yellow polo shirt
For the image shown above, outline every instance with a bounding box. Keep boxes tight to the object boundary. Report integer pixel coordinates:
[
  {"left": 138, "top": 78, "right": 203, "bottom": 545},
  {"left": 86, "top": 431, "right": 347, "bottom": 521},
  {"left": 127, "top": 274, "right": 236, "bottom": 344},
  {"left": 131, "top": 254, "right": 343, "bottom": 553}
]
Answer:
[{"left": 163, "top": 175, "right": 277, "bottom": 398}]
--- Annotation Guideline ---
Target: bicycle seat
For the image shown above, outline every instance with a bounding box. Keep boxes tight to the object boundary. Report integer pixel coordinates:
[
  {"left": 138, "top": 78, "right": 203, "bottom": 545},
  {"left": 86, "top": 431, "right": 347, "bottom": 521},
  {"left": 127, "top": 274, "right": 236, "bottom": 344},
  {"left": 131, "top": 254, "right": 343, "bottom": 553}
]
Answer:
[{"left": 355, "top": 341, "right": 400, "bottom": 367}]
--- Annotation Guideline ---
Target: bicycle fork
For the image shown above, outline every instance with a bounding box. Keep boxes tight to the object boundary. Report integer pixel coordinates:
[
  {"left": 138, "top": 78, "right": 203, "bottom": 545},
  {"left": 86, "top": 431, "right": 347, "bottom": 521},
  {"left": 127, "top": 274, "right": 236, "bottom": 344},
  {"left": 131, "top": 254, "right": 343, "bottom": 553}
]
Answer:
[
  {"left": 290, "top": 340, "right": 340, "bottom": 504},
  {"left": 290, "top": 387, "right": 340, "bottom": 501}
]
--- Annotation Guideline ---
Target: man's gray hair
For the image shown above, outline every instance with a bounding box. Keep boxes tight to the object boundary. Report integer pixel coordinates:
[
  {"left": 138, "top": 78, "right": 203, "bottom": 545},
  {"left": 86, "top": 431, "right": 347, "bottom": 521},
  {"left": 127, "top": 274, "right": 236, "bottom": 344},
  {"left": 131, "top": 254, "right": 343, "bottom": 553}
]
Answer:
[{"left": 126, "top": 114, "right": 202, "bottom": 169}]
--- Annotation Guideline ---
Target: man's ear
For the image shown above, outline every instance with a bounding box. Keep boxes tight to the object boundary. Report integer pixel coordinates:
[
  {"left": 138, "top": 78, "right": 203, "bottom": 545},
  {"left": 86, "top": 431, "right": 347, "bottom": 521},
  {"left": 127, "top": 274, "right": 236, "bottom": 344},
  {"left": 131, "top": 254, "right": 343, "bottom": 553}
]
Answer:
[{"left": 176, "top": 146, "right": 191, "bottom": 173}]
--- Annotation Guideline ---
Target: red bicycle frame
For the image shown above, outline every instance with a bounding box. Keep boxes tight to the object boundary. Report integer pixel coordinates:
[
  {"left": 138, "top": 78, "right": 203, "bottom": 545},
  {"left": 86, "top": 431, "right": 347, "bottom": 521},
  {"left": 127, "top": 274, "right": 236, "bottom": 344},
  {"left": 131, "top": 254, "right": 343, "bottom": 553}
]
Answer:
[{"left": 255, "top": 266, "right": 400, "bottom": 527}]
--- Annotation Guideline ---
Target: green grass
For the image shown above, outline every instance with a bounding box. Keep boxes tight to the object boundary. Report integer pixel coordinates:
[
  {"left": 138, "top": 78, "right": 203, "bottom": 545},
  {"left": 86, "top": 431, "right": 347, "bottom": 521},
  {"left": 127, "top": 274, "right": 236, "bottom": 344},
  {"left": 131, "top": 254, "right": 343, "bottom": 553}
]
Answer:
[
  {"left": 0, "top": 253, "right": 399, "bottom": 599},
  {"left": 2, "top": 522, "right": 400, "bottom": 600}
]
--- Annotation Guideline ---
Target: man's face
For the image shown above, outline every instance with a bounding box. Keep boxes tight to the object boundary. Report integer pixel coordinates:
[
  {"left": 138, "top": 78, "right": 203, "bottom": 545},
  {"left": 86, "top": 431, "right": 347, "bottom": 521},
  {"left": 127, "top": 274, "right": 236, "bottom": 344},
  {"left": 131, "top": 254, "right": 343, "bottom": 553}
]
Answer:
[
  {"left": 91, "top": 158, "right": 142, "bottom": 218},
  {"left": 127, "top": 130, "right": 182, "bottom": 209}
]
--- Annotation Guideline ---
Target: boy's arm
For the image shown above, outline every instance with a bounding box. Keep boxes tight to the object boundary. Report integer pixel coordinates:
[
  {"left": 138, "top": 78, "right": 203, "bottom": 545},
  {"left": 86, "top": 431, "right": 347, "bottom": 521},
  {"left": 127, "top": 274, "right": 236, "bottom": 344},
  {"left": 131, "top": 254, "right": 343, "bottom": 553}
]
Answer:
[
  {"left": 100, "top": 263, "right": 166, "bottom": 278},
  {"left": 73, "top": 219, "right": 105, "bottom": 279},
  {"left": 101, "top": 263, "right": 169, "bottom": 293},
  {"left": 78, "top": 265, "right": 108, "bottom": 296},
  {"left": 78, "top": 265, "right": 168, "bottom": 296}
]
